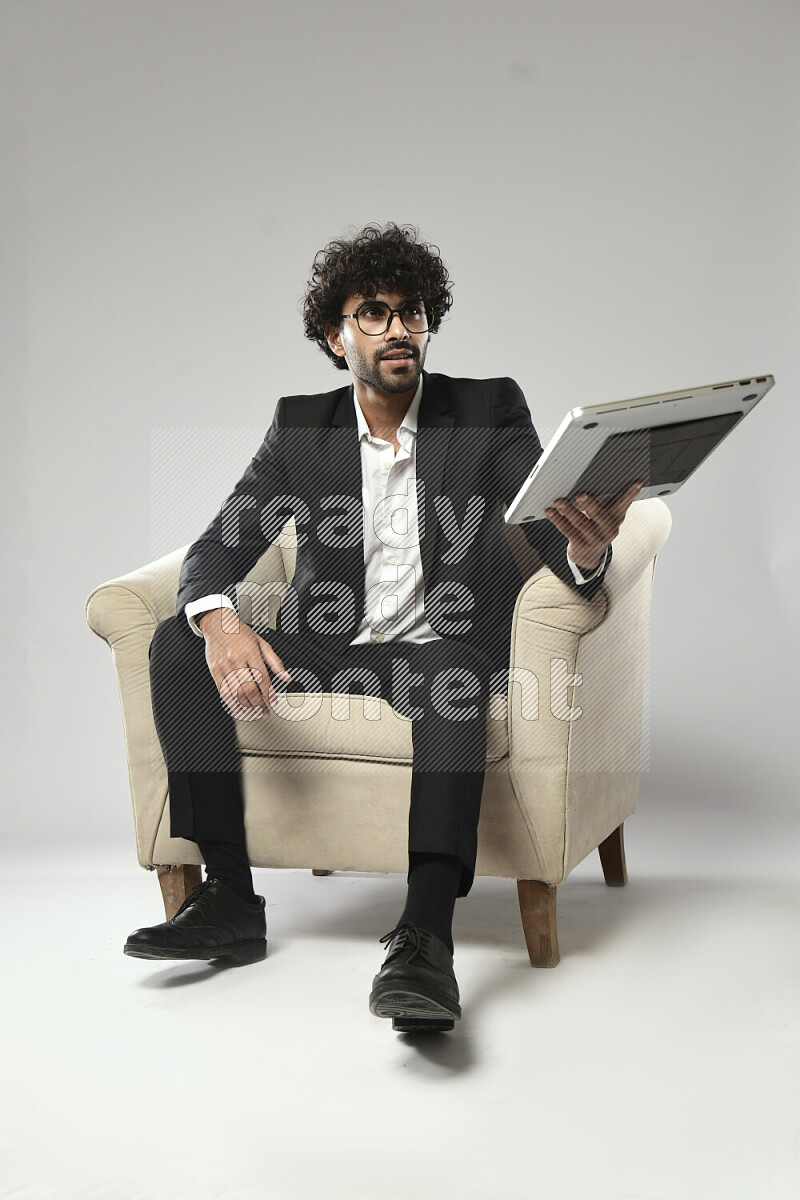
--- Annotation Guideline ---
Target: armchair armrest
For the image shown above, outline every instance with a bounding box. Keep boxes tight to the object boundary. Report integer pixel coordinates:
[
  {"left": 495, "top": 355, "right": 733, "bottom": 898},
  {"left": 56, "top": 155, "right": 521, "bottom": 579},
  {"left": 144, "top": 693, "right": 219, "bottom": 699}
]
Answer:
[
  {"left": 84, "top": 537, "right": 289, "bottom": 866},
  {"left": 504, "top": 498, "right": 671, "bottom": 883},
  {"left": 84, "top": 546, "right": 191, "bottom": 867},
  {"left": 598, "top": 495, "right": 672, "bottom": 612},
  {"left": 84, "top": 546, "right": 191, "bottom": 644}
]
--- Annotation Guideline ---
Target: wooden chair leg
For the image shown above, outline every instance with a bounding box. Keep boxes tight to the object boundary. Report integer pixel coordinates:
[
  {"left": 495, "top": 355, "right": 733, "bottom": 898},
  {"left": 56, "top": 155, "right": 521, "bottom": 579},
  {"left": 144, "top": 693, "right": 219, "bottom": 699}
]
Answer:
[
  {"left": 157, "top": 864, "right": 202, "bottom": 920},
  {"left": 517, "top": 879, "right": 560, "bottom": 967},
  {"left": 598, "top": 822, "right": 628, "bottom": 886},
  {"left": 311, "top": 869, "right": 333, "bottom": 876}
]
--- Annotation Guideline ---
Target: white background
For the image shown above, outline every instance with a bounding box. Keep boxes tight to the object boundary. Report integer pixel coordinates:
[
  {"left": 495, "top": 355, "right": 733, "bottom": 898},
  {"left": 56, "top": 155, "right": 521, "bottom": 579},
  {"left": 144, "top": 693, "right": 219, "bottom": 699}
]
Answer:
[
  {"left": 1, "top": 3, "right": 798, "bottom": 1196},
  {"left": 4, "top": 0, "right": 798, "bottom": 848}
]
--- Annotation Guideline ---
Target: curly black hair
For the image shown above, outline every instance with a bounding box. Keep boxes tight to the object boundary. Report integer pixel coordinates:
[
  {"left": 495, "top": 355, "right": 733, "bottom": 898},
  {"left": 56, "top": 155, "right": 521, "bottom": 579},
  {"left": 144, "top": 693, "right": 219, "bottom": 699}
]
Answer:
[{"left": 302, "top": 222, "right": 454, "bottom": 370}]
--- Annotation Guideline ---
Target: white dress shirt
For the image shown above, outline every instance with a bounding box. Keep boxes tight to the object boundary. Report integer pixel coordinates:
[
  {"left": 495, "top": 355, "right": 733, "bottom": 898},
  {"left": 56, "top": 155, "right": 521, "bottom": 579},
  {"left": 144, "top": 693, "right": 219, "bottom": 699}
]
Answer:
[
  {"left": 348, "top": 377, "right": 441, "bottom": 645},
  {"left": 184, "top": 377, "right": 607, "bottom": 637}
]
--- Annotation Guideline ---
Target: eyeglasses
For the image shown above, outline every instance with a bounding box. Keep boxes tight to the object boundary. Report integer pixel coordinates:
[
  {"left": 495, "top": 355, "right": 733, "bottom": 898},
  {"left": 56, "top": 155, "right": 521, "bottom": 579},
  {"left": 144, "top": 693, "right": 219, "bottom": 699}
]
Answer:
[{"left": 340, "top": 299, "right": 433, "bottom": 336}]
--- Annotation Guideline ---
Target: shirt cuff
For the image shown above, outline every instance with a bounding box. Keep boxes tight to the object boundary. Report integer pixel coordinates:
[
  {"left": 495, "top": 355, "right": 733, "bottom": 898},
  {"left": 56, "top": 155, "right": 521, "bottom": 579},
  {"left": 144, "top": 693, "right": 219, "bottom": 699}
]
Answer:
[
  {"left": 566, "top": 547, "right": 608, "bottom": 585},
  {"left": 185, "top": 594, "right": 237, "bottom": 637}
]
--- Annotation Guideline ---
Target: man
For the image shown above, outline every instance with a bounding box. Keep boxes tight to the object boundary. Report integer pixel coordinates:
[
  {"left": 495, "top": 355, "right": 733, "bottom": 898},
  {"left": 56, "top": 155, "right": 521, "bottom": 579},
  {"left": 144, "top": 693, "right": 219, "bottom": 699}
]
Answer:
[{"left": 125, "top": 223, "right": 641, "bottom": 1032}]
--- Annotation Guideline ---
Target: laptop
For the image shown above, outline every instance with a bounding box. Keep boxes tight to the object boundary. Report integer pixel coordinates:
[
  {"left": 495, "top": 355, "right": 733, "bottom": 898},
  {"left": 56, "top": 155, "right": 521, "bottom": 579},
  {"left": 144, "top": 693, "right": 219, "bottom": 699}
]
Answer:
[{"left": 504, "top": 373, "right": 775, "bottom": 524}]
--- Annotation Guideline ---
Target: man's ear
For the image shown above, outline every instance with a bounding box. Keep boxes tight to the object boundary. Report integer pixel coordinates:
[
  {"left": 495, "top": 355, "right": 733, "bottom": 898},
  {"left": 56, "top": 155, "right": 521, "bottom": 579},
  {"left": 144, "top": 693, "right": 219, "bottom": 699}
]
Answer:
[{"left": 324, "top": 322, "right": 347, "bottom": 362}]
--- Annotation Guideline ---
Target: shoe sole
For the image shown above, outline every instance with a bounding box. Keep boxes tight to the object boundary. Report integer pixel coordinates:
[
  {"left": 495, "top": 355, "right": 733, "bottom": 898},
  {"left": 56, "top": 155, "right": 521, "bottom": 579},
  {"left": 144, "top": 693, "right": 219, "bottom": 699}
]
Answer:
[
  {"left": 369, "top": 985, "right": 460, "bottom": 1032},
  {"left": 123, "top": 939, "right": 267, "bottom": 965},
  {"left": 391, "top": 1016, "right": 455, "bottom": 1033}
]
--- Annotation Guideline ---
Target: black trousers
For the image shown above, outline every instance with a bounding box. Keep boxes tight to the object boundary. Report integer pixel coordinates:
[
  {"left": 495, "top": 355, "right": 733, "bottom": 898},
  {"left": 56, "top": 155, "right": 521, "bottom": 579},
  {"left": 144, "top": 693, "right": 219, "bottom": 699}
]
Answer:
[{"left": 148, "top": 615, "right": 497, "bottom": 897}]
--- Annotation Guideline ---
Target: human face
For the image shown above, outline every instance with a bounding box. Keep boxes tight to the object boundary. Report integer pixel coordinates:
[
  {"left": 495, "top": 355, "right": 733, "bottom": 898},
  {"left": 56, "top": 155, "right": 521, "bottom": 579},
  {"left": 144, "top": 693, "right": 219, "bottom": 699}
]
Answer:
[{"left": 329, "top": 290, "right": 430, "bottom": 395}]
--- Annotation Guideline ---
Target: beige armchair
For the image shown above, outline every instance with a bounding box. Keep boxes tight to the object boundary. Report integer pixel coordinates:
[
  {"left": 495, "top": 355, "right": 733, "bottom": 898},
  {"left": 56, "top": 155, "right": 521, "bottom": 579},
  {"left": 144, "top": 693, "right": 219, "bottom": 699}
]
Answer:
[{"left": 84, "top": 498, "right": 671, "bottom": 966}]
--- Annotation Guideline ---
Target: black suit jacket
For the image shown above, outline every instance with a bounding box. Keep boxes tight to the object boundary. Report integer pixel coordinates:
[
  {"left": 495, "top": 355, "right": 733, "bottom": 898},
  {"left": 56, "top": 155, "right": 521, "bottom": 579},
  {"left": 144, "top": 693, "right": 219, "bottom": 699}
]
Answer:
[{"left": 176, "top": 371, "right": 611, "bottom": 675}]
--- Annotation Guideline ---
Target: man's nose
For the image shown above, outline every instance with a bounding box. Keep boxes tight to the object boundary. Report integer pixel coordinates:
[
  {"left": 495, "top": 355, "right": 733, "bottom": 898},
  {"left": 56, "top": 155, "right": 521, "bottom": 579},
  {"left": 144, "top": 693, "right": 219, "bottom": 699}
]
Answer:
[{"left": 385, "top": 312, "right": 409, "bottom": 339}]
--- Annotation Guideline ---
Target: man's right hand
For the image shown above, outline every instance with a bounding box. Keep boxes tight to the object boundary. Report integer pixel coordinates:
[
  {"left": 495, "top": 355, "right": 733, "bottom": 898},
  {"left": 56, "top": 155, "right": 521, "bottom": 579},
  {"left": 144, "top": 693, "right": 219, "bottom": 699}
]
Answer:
[{"left": 197, "top": 607, "right": 292, "bottom": 719}]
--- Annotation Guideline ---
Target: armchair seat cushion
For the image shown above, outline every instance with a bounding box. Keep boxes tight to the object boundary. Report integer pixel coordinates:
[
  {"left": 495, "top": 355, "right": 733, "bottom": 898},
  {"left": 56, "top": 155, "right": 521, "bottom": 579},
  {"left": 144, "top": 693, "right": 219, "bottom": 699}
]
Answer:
[{"left": 236, "top": 691, "right": 510, "bottom": 765}]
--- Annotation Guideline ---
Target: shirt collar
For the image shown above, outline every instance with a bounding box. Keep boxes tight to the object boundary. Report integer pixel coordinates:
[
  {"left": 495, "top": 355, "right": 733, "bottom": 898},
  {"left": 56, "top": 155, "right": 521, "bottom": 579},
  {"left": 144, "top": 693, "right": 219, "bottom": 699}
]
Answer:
[{"left": 353, "top": 375, "right": 423, "bottom": 443}]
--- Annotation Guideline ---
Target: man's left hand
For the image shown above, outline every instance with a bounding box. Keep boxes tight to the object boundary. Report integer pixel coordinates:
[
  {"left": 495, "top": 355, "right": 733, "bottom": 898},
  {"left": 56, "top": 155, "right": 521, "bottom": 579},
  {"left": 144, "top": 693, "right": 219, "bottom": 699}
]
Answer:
[{"left": 545, "top": 479, "right": 644, "bottom": 573}]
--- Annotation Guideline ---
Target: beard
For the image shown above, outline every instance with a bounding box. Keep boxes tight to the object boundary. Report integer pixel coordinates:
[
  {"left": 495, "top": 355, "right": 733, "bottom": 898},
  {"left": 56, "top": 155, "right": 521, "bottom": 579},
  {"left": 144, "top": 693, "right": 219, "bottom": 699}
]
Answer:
[{"left": 345, "top": 339, "right": 428, "bottom": 393}]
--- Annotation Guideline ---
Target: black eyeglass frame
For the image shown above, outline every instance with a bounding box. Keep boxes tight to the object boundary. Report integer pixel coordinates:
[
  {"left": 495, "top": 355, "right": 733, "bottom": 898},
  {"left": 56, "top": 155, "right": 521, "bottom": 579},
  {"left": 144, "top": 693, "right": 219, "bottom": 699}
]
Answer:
[{"left": 339, "top": 299, "right": 435, "bottom": 336}]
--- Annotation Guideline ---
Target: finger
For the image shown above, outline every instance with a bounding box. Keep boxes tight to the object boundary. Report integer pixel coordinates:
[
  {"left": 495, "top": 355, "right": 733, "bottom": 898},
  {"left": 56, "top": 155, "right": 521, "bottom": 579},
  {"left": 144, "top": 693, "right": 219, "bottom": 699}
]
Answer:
[
  {"left": 610, "top": 479, "right": 643, "bottom": 505},
  {"left": 556, "top": 499, "right": 613, "bottom": 551},
  {"left": 259, "top": 636, "right": 292, "bottom": 681},
  {"left": 576, "top": 480, "right": 641, "bottom": 509},
  {"left": 546, "top": 508, "right": 600, "bottom": 564},
  {"left": 227, "top": 663, "right": 269, "bottom": 711},
  {"left": 544, "top": 506, "right": 578, "bottom": 537},
  {"left": 607, "top": 480, "right": 644, "bottom": 521},
  {"left": 572, "top": 492, "right": 608, "bottom": 519},
  {"left": 218, "top": 665, "right": 269, "bottom": 719},
  {"left": 557, "top": 497, "right": 598, "bottom": 534},
  {"left": 571, "top": 494, "right": 618, "bottom": 542},
  {"left": 235, "top": 673, "right": 268, "bottom": 713},
  {"left": 247, "top": 663, "right": 273, "bottom": 710}
]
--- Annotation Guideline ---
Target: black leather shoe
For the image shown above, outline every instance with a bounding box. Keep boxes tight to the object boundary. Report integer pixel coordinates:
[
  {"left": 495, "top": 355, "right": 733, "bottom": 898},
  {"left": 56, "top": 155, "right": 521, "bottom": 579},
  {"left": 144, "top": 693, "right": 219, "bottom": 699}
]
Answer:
[
  {"left": 124, "top": 878, "right": 267, "bottom": 965},
  {"left": 369, "top": 922, "right": 461, "bottom": 1032}
]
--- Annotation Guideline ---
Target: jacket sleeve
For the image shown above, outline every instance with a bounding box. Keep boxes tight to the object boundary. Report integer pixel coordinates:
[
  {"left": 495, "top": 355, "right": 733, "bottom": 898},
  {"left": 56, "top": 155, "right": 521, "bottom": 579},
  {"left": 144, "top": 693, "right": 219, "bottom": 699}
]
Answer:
[
  {"left": 175, "top": 397, "right": 293, "bottom": 615},
  {"left": 490, "top": 376, "right": 611, "bottom": 600}
]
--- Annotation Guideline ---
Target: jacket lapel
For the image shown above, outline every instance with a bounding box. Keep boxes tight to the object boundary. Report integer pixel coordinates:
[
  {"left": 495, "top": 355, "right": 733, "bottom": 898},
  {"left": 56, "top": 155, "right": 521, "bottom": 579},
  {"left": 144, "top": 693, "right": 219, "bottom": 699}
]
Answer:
[
  {"left": 329, "top": 379, "right": 361, "bottom": 500},
  {"left": 415, "top": 372, "right": 454, "bottom": 592}
]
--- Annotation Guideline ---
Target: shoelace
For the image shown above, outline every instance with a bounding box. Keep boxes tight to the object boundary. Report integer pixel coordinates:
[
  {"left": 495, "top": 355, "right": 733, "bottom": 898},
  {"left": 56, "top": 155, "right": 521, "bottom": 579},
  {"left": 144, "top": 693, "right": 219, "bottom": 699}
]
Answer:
[
  {"left": 378, "top": 922, "right": 424, "bottom": 963},
  {"left": 171, "top": 880, "right": 213, "bottom": 921}
]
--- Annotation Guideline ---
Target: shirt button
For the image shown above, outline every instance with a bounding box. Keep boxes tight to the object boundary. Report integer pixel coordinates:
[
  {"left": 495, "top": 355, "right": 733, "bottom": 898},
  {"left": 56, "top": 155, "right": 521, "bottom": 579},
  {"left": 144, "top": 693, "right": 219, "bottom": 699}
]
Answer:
[
  {"left": 374, "top": 633, "right": 385, "bottom": 643},
  {"left": 388, "top": 556, "right": 397, "bottom": 564},
  {"left": 383, "top": 459, "right": 392, "bottom": 470}
]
